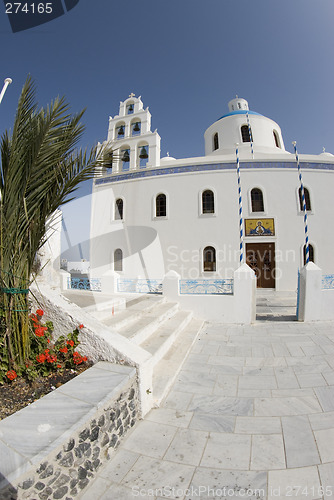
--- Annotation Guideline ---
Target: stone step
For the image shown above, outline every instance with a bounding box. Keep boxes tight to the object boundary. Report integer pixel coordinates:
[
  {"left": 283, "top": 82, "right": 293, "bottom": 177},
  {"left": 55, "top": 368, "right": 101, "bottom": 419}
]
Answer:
[
  {"left": 102, "top": 295, "right": 165, "bottom": 329},
  {"left": 140, "top": 310, "right": 193, "bottom": 366},
  {"left": 152, "top": 318, "right": 204, "bottom": 406},
  {"left": 119, "top": 301, "right": 180, "bottom": 345},
  {"left": 63, "top": 290, "right": 126, "bottom": 317}
]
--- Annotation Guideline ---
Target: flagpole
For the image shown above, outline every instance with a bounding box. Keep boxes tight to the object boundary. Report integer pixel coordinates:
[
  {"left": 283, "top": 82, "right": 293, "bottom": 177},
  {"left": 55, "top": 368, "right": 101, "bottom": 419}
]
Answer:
[
  {"left": 292, "top": 141, "right": 310, "bottom": 264},
  {"left": 246, "top": 110, "right": 254, "bottom": 159},
  {"left": 0, "top": 78, "right": 12, "bottom": 105},
  {"left": 235, "top": 143, "right": 244, "bottom": 264}
]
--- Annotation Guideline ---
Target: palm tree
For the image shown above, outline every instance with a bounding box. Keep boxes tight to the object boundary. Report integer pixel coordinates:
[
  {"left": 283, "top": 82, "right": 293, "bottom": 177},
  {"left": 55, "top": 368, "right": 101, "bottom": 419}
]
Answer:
[{"left": 0, "top": 76, "right": 108, "bottom": 369}]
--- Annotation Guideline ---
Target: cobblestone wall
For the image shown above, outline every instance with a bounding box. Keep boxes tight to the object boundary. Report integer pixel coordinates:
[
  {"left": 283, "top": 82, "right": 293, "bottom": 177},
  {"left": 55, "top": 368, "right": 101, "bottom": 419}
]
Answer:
[{"left": 1, "top": 379, "right": 139, "bottom": 500}]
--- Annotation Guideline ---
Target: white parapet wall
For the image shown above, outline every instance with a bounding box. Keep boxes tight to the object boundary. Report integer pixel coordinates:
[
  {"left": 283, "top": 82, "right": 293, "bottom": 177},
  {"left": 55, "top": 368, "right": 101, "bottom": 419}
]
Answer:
[
  {"left": 162, "top": 264, "right": 256, "bottom": 324},
  {"left": 30, "top": 282, "right": 154, "bottom": 416},
  {"left": 321, "top": 274, "right": 334, "bottom": 320},
  {"left": 297, "top": 263, "right": 334, "bottom": 321}
]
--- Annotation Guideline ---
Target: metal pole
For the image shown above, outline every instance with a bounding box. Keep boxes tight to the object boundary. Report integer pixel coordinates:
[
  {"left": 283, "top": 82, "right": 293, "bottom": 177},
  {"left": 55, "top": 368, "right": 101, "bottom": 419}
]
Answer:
[
  {"left": 235, "top": 143, "right": 244, "bottom": 264},
  {"left": 292, "top": 141, "right": 310, "bottom": 264},
  {"left": 0, "top": 78, "right": 12, "bottom": 105}
]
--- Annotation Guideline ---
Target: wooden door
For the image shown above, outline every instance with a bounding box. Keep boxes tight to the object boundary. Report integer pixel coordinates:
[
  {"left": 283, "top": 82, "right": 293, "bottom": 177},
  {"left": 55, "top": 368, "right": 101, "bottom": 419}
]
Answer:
[{"left": 246, "top": 243, "right": 275, "bottom": 288}]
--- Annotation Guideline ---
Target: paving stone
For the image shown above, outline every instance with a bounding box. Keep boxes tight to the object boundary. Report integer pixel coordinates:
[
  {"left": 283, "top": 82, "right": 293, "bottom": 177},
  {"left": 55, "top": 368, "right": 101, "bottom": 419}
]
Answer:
[
  {"left": 164, "top": 428, "right": 209, "bottom": 466},
  {"left": 189, "top": 412, "right": 235, "bottom": 433},
  {"left": 282, "top": 415, "right": 320, "bottom": 467},
  {"left": 121, "top": 421, "right": 177, "bottom": 459},
  {"left": 185, "top": 468, "right": 267, "bottom": 500},
  {"left": 308, "top": 411, "right": 334, "bottom": 430},
  {"left": 314, "top": 428, "right": 334, "bottom": 463},
  {"left": 314, "top": 386, "right": 334, "bottom": 411},
  {"left": 251, "top": 434, "right": 286, "bottom": 470},
  {"left": 235, "top": 416, "right": 281, "bottom": 434},
  {"left": 146, "top": 408, "right": 193, "bottom": 428},
  {"left": 200, "top": 433, "right": 251, "bottom": 469},
  {"left": 120, "top": 455, "right": 194, "bottom": 493},
  {"left": 268, "top": 466, "right": 321, "bottom": 500}
]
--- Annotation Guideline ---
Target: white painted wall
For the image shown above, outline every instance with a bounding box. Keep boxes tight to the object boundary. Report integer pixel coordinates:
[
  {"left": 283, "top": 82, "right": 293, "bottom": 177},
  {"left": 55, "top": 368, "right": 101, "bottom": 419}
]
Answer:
[{"left": 90, "top": 160, "right": 334, "bottom": 292}]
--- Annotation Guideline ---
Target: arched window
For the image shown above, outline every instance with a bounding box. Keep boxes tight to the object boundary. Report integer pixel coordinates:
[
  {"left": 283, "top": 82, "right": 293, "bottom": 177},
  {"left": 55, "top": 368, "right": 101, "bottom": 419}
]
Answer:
[
  {"left": 303, "top": 244, "right": 314, "bottom": 265},
  {"left": 131, "top": 121, "right": 141, "bottom": 136},
  {"left": 121, "top": 148, "right": 130, "bottom": 171},
  {"left": 273, "top": 130, "right": 280, "bottom": 148},
  {"left": 139, "top": 145, "right": 149, "bottom": 168},
  {"left": 156, "top": 193, "right": 166, "bottom": 217},
  {"left": 126, "top": 102, "right": 134, "bottom": 114},
  {"left": 251, "top": 188, "right": 264, "bottom": 212},
  {"left": 203, "top": 246, "right": 216, "bottom": 272},
  {"left": 202, "top": 190, "right": 215, "bottom": 214},
  {"left": 114, "top": 249, "right": 123, "bottom": 272},
  {"left": 298, "top": 187, "right": 311, "bottom": 211},
  {"left": 116, "top": 124, "right": 125, "bottom": 138},
  {"left": 241, "top": 125, "right": 251, "bottom": 143},
  {"left": 115, "top": 198, "right": 123, "bottom": 220},
  {"left": 213, "top": 133, "right": 219, "bottom": 151}
]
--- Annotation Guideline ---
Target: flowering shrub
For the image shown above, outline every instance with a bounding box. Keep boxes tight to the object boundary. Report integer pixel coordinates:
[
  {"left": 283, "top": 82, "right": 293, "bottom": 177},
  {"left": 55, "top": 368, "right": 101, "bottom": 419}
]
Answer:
[{"left": 0, "top": 309, "right": 89, "bottom": 384}]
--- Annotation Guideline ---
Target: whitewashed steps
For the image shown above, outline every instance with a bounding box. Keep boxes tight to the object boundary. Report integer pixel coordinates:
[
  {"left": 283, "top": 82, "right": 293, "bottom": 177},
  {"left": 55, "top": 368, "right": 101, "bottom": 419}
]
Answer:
[
  {"left": 119, "top": 302, "right": 179, "bottom": 344},
  {"left": 77, "top": 292, "right": 204, "bottom": 410},
  {"left": 152, "top": 318, "right": 204, "bottom": 405},
  {"left": 140, "top": 310, "right": 192, "bottom": 363},
  {"left": 102, "top": 295, "right": 165, "bottom": 329}
]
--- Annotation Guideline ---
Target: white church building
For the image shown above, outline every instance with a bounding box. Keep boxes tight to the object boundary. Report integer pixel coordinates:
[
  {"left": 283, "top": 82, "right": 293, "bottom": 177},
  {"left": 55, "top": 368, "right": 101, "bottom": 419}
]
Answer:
[{"left": 89, "top": 94, "right": 334, "bottom": 321}]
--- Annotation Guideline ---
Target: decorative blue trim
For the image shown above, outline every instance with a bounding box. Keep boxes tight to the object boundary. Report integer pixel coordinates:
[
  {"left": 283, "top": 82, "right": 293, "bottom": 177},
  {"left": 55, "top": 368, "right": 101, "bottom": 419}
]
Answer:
[
  {"left": 67, "top": 277, "right": 101, "bottom": 292},
  {"left": 180, "top": 279, "right": 233, "bottom": 295},
  {"left": 117, "top": 278, "right": 163, "bottom": 294},
  {"left": 217, "top": 110, "right": 262, "bottom": 121},
  {"left": 322, "top": 274, "right": 334, "bottom": 290},
  {"left": 96, "top": 161, "right": 334, "bottom": 186}
]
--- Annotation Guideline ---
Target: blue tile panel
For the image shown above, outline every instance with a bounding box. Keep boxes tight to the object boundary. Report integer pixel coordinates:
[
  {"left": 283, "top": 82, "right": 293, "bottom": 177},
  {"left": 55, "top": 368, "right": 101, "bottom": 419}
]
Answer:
[
  {"left": 117, "top": 278, "right": 163, "bottom": 294},
  {"left": 179, "top": 279, "right": 234, "bottom": 295},
  {"left": 96, "top": 161, "right": 334, "bottom": 186},
  {"left": 322, "top": 274, "right": 334, "bottom": 290},
  {"left": 68, "top": 277, "right": 101, "bottom": 292}
]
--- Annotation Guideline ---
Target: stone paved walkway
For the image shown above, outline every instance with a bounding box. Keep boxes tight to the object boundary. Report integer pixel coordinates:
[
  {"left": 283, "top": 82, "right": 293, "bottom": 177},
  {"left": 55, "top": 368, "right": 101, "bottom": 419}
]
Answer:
[{"left": 78, "top": 320, "right": 334, "bottom": 500}]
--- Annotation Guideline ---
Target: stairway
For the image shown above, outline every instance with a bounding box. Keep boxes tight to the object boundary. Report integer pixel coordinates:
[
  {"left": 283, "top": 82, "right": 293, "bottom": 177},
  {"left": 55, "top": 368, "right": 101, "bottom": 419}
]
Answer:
[
  {"left": 256, "top": 290, "right": 297, "bottom": 321},
  {"left": 93, "top": 294, "right": 204, "bottom": 405}
]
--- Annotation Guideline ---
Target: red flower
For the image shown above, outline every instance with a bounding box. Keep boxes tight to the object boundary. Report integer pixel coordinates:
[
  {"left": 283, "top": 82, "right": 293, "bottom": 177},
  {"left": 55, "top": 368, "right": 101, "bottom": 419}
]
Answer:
[
  {"left": 57, "top": 364, "right": 62, "bottom": 368},
  {"left": 6, "top": 370, "right": 17, "bottom": 381},
  {"left": 29, "top": 313, "right": 38, "bottom": 323},
  {"left": 59, "top": 347, "right": 68, "bottom": 354},
  {"left": 67, "top": 340, "right": 74, "bottom": 347},
  {"left": 36, "top": 309, "right": 44, "bottom": 317},
  {"left": 36, "top": 353, "right": 46, "bottom": 363},
  {"left": 79, "top": 324, "right": 84, "bottom": 329},
  {"left": 34, "top": 327, "right": 46, "bottom": 337},
  {"left": 47, "top": 355, "right": 57, "bottom": 363}
]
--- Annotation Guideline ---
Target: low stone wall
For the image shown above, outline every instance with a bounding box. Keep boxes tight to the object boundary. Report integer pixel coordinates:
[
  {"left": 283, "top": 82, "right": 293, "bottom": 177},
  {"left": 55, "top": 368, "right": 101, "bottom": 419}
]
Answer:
[{"left": 0, "top": 363, "right": 139, "bottom": 500}]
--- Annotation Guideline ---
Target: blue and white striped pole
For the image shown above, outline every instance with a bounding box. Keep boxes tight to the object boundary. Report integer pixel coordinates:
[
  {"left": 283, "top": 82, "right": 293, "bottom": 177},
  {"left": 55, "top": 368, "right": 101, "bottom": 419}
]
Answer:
[
  {"left": 246, "top": 110, "right": 254, "bottom": 159},
  {"left": 235, "top": 144, "right": 244, "bottom": 264},
  {"left": 292, "top": 141, "right": 310, "bottom": 264}
]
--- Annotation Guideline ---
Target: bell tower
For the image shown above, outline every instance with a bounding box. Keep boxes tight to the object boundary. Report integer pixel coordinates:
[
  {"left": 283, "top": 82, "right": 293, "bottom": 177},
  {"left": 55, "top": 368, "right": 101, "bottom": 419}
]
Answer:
[{"left": 104, "top": 94, "right": 161, "bottom": 173}]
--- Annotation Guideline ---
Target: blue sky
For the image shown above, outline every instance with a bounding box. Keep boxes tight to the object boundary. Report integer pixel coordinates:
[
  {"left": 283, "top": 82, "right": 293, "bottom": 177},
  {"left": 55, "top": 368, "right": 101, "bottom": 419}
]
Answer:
[{"left": 1, "top": 0, "right": 333, "bottom": 259}]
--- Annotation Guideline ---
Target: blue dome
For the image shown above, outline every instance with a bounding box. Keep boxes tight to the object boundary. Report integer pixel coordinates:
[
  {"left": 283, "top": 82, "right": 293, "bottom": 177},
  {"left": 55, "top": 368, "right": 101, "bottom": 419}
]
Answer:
[{"left": 217, "top": 110, "right": 262, "bottom": 121}]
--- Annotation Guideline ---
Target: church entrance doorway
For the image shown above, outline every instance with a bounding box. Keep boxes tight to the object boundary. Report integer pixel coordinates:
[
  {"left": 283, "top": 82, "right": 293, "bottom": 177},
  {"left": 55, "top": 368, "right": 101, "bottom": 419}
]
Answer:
[{"left": 246, "top": 243, "right": 275, "bottom": 288}]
